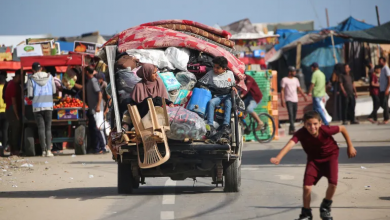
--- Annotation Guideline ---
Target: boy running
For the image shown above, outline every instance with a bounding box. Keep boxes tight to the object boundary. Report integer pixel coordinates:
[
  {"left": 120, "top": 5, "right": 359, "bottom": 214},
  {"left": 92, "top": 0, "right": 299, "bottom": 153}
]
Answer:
[{"left": 270, "top": 111, "right": 357, "bottom": 220}]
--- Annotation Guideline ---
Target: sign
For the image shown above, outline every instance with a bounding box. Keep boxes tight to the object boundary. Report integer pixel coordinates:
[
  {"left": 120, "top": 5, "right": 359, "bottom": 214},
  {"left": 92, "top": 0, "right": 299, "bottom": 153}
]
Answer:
[
  {"left": 74, "top": 41, "right": 97, "bottom": 54},
  {"left": 0, "top": 46, "right": 13, "bottom": 61},
  {"left": 16, "top": 45, "right": 43, "bottom": 57}
]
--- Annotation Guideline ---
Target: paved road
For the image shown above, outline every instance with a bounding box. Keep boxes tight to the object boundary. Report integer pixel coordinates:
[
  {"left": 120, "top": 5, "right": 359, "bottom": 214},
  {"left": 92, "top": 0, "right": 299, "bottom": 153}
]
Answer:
[{"left": 1, "top": 124, "right": 390, "bottom": 220}]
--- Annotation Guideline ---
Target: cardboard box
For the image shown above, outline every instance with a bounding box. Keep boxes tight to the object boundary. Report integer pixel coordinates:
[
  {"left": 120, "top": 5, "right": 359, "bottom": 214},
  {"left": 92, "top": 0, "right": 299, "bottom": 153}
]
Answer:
[{"left": 57, "top": 109, "right": 79, "bottom": 120}]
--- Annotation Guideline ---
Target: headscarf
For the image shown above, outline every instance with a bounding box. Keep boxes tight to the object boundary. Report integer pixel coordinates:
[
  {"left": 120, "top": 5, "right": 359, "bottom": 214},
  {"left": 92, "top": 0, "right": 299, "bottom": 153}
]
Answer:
[{"left": 131, "top": 63, "right": 168, "bottom": 104}]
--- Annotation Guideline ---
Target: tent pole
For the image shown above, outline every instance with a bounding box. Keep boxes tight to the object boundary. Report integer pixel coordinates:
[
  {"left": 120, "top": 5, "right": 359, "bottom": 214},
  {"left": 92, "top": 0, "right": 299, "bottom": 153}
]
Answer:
[
  {"left": 296, "top": 42, "right": 302, "bottom": 70},
  {"left": 325, "top": 8, "right": 330, "bottom": 28},
  {"left": 330, "top": 31, "right": 338, "bottom": 64},
  {"left": 376, "top": 6, "right": 381, "bottom": 26}
]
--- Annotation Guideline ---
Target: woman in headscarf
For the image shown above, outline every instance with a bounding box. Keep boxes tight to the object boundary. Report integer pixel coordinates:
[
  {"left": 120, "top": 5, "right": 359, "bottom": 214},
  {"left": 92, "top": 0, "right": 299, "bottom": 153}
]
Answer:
[
  {"left": 330, "top": 63, "right": 344, "bottom": 121},
  {"left": 130, "top": 63, "right": 173, "bottom": 118}
]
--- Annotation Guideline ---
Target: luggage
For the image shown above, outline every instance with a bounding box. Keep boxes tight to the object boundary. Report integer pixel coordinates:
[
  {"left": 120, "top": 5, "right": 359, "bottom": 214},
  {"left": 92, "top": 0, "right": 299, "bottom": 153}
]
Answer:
[
  {"left": 187, "top": 51, "right": 214, "bottom": 79},
  {"left": 158, "top": 72, "right": 181, "bottom": 91},
  {"left": 186, "top": 88, "right": 212, "bottom": 117}
]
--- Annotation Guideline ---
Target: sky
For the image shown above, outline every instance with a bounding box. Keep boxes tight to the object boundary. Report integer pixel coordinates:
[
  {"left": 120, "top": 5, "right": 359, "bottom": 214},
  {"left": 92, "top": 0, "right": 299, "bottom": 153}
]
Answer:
[{"left": 1, "top": 0, "right": 390, "bottom": 37}]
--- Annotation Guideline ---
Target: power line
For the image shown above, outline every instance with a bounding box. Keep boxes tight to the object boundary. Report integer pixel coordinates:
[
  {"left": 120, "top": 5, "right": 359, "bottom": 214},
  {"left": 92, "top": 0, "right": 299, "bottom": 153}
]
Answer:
[{"left": 308, "top": 0, "right": 324, "bottom": 29}]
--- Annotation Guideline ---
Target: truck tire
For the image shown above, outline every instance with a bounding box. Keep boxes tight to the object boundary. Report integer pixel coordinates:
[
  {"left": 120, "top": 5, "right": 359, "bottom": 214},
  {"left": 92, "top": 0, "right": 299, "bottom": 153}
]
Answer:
[
  {"left": 118, "top": 161, "right": 134, "bottom": 194},
  {"left": 24, "top": 127, "right": 36, "bottom": 156},
  {"left": 74, "top": 125, "right": 87, "bottom": 155},
  {"left": 224, "top": 159, "right": 241, "bottom": 192}
]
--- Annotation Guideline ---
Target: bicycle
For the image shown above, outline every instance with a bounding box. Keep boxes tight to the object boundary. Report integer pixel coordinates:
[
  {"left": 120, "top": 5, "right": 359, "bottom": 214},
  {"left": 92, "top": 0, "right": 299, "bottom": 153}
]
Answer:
[{"left": 241, "top": 112, "right": 276, "bottom": 143}]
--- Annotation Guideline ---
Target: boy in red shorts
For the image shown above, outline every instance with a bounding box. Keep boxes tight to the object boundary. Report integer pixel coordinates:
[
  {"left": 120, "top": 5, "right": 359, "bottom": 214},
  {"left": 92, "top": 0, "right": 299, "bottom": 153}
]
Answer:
[{"left": 270, "top": 111, "right": 357, "bottom": 220}]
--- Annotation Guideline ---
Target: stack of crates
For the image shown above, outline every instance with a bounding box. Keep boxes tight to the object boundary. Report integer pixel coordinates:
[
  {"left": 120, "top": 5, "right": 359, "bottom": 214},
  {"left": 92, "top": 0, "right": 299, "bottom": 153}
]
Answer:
[{"left": 244, "top": 70, "right": 275, "bottom": 141}]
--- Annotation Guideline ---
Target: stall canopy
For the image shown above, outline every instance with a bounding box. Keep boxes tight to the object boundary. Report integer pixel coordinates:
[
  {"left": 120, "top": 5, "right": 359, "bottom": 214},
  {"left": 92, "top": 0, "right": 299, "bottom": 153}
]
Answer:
[
  {"left": 19, "top": 53, "right": 89, "bottom": 67},
  {"left": 339, "top": 21, "right": 390, "bottom": 44}
]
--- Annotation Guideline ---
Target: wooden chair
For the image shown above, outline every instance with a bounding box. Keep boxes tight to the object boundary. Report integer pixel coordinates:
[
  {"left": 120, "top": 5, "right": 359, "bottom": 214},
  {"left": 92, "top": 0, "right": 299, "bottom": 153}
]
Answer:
[{"left": 127, "top": 98, "right": 171, "bottom": 169}]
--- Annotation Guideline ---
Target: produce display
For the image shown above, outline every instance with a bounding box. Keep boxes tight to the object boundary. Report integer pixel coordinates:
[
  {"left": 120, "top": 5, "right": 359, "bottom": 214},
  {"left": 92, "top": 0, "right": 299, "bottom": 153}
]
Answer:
[{"left": 54, "top": 97, "right": 88, "bottom": 109}]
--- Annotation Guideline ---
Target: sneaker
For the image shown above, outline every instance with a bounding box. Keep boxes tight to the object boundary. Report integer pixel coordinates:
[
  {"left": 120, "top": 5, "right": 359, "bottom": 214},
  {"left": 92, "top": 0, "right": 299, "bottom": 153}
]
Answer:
[
  {"left": 46, "top": 150, "right": 54, "bottom": 157},
  {"left": 206, "top": 125, "right": 217, "bottom": 138},
  {"left": 342, "top": 121, "right": 348, "bottom": 125},
  {"left": 296, "top": 208, "right": 313, "bottom": 220},
  {"left": 219, "top": 124, "right": 231, "bottom": 135},
  {"left": 351, "top": 121, "right": 360, "bottom": 125},
  {"left": 42, "top": 151, "right": 47, "bottom": 157},
  {"left": 320, "top": 199, "right": 333, "bottom": 220}
]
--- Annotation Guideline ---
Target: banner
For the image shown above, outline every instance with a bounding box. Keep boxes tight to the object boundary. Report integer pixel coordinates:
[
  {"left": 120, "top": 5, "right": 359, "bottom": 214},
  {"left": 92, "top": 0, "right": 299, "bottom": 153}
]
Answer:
[
  {"left": 74, "top": 41, "right": 97, "bottom": 54},
  {"left": 16, "top": 45, "right": 43, "bottom": 57},
  {"left": 0, "top": 46, "right": 13, "bottom": 61}
]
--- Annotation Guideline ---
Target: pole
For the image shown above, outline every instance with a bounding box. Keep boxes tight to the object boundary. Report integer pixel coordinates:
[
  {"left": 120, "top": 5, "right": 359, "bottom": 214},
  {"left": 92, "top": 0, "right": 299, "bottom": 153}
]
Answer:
[
  {"left": 326, "top": 8, "right": 330, "bottom": 28},
  {"left": 376, "top": 5, "right": 381, "bottom": 25},
  {"left": 296, "top": 42, "right": 302, "bottom": 70},
  {"left": 330, "top": 31, "right": 338, "bottom": 64}
]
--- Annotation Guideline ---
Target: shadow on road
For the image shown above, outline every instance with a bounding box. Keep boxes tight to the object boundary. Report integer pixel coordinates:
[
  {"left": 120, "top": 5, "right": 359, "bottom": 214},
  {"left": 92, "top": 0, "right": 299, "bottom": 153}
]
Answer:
[
  {"left": 0, "top": 186, "right": 223, "bottom": 200},
  {"left": 243, "top": 146, "right": 390, "bottom": 165}
]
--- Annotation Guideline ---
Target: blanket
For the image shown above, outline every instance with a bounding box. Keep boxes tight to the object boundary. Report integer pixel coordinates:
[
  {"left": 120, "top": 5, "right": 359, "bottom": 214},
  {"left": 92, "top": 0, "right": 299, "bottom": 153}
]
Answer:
[
  {"left": 155, "top": 24, "right": 235, "bottom": 48},
  {"left": 103, "top": 26, "right": 246, "bottom": 90},
  {"left": 141, "top": 19, "right": 232, "bottom": 39}
]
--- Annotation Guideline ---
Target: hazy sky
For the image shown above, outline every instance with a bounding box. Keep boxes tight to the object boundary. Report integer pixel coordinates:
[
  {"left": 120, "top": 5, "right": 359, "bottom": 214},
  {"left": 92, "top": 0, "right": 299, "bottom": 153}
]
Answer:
[{"left": 1, "top": 0, "right": 389, "bottom": 37}]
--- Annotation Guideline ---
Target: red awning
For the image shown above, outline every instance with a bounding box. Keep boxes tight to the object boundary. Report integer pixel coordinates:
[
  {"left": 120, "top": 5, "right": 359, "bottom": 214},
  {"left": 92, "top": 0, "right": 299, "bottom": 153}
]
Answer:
[
  {"left": 20, "top": 53, "right": 89, "bottom": 68},
  {"left": 0, "top": 61, "right": 22, "bottom": 71}
]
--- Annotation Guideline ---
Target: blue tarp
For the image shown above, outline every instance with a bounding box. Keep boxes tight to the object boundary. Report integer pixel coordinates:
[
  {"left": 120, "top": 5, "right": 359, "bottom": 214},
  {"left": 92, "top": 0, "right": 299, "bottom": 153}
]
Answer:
[
  {"left": 273, "top": 17, "right": 375, "bottom": 85},
  {"left": 57, "top": 41, "right": 74, "bottom": 52}
]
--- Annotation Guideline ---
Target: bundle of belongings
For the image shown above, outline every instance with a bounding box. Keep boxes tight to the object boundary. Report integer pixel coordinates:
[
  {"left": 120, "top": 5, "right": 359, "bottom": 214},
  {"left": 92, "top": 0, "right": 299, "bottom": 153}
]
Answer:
[{"left": 103, "top": 19, "right": 246, "bottom": 144}]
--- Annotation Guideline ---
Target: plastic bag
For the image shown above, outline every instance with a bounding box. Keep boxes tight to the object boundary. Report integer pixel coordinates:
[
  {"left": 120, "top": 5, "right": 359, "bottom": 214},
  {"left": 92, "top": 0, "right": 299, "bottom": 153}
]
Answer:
[
  {"left": 320, "top": 97, "right": 332, "bottom": 123},
  {"left": 167, "top": 107, "right": 207, "bottom": 140},
  {"left": 116, "top": 68, "right": 142, "bottom": 93},
  {"left": 165, "top": 47, "right": 190, "bottom": 71},
  {"left": 62, "top": 68, "right": 78, "bottom": 90},
  {"left": 158, "top": 72, "right": 181, "bottom": 91},
  {"left": 176, "top": 71, "right": 197, "bottom": 90},
  {"left": 126, "top": 49, "right": 174, "bottom": 70}
]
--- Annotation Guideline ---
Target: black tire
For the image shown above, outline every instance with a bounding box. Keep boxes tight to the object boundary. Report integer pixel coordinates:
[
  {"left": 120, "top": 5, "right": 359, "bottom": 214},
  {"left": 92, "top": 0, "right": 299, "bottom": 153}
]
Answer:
[
  {"left": 74, "top": 125, "right": 87, "bottom": 155},
  {"left": 253, "top": 113, "right": 276, "bottom": 143},
  {"left": 117, "top": 161, "right": 134, "bottom": 194},
  {"left": 224, "top": 159, "right": 240, "bottom": 192},
  {"left": 24, "top": 127, "right": 36, "bottom": 156}
]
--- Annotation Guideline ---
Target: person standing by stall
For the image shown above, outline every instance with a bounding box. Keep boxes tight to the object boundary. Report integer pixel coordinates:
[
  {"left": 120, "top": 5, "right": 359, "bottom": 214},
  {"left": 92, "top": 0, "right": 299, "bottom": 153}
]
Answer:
[
  {"left": 4, "top": 70, "right": 22, "bottom": 156},
  {"left": 378, "top": 57, "right": 390, "bottom": 124},
  {"left": 85, "top": 67, "right": 106, "bottom": 154},
  {"left": 368, "top": 65, "right": 382, "bottom": 123},
  {"left": 339, "top": 64, "right": 359, "bottom": 125},
  {"left": 307, "top": 63, "right": 329, "bottom": 126},
  {"left": 27, "top": 62, "right": 56, "bottom": 157},
  {"left": 281, "top": 66, "right": 308, "bottom": 135},
  {"left": 0, "top": 75, "right": 8, "bottom": 156}
]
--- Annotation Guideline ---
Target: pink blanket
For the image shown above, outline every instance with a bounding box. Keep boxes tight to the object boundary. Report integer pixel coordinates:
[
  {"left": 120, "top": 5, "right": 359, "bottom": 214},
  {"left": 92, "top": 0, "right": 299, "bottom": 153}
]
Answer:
[
  {"left": 104, "top": 26, "right": 246, "bottom": 89},
  {"left": 141, "top": 19, "right": 232, "bottom": 39}
]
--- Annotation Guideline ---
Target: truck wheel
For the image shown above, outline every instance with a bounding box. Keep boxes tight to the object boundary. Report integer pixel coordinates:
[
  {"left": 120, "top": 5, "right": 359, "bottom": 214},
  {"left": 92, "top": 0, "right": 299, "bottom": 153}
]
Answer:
[
  {"left": 24, "top": 127, "right": 36, "bottom": 156},
  {"left": 224, "top": 159, "right": 241, "bottom": 192},
  {"left": 74, "top": 125, "right": 87, "bottom": 155},
  {"left": 118, "top": 161, "right": 134, "bottom": 194}
]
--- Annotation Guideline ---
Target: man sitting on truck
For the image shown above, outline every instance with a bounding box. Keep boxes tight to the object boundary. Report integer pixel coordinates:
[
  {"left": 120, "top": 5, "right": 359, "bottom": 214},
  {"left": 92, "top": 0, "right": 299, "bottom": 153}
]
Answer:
[{"left": 197, "top": 56, "right": 237, "bottom": 143}]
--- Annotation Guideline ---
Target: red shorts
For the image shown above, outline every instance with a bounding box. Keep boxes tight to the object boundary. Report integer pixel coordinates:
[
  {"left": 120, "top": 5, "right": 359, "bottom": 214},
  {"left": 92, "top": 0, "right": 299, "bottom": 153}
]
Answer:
[{"left": 303, "top": 158, "right": 338, "bottom": 186}]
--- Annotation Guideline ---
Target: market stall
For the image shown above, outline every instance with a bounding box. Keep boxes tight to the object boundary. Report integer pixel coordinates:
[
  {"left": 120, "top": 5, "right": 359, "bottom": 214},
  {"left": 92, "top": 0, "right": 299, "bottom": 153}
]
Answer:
[{"left": 19, "top": 53, "right": 92, "bottom": 156}]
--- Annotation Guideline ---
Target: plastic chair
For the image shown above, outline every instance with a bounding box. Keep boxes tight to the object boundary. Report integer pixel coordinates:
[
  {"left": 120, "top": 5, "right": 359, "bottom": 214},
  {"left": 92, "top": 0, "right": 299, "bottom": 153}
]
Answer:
[{"left": 127, "top": 98, "right": 171, "bottom": 169}]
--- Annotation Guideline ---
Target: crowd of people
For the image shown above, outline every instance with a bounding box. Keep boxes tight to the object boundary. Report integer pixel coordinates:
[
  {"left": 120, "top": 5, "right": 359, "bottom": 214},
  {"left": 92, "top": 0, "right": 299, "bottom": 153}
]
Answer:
[
  {"left": 280, "top": 58, "right": 390, "bottom": 135},
  {"left": 0, "top": 63, "right": 111, "bottom": 157}
]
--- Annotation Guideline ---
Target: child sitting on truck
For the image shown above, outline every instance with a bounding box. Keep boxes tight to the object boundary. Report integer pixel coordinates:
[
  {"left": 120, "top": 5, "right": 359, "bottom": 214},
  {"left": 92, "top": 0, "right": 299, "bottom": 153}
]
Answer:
[
  {"left": 197, "top": 56, "right": 237, "bottom": 143},
  {"left": 270, "top": 111, "right": 357, "bottom": 220}
]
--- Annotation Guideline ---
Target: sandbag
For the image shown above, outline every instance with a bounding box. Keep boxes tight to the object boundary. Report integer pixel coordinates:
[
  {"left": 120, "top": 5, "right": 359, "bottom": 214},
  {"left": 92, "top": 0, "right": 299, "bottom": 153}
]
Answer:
[
  {"left": 126, "top": 49, "right": 174, "bottom": 70},
  {"left": 165, "top": 47, "right": 190, "bottom": 71},
  {"left": 175, "top": 71, "right": 197, "bottom": 90},
  {"left": 167, "top": 107, "right": 206, "bottom": 140},
  {"left": 158, "top": 72, "right": 181, "bottom": 91}
]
